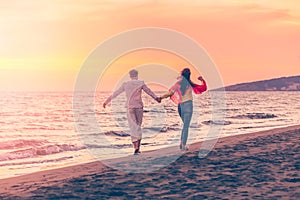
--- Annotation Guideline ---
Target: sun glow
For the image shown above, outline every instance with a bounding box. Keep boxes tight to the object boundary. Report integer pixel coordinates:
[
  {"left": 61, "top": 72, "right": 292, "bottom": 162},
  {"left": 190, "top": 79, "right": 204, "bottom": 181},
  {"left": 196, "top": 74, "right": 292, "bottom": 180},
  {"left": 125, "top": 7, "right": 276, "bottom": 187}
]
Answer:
[{"left": 0, "top": 0, "right": 299, "bottom": 91}]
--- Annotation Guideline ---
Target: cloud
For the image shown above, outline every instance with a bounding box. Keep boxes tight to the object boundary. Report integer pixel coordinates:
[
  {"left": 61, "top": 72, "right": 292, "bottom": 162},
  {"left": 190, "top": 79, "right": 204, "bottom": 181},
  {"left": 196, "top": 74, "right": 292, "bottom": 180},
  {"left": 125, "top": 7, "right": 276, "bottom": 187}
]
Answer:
[
  {"left": 1, "top": 0, "right": 298, "bottom": 27},
  {"left": 0, "top": 0, "right": 150, "bottom": 22}
]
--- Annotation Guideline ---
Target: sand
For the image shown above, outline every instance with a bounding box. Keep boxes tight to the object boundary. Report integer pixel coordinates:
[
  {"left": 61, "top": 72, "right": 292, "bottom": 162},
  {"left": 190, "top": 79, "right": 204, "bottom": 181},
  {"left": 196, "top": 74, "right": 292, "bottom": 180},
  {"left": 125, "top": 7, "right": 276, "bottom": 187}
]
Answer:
[{"left": 0, "top": 125, "right": 299, "bottom": 199}]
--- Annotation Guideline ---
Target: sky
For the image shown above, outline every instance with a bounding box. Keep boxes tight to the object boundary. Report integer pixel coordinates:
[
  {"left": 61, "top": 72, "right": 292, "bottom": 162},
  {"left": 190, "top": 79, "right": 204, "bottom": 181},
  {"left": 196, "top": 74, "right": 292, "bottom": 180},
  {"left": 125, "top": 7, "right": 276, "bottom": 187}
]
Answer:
[{"left": 0, "top": 0, "right": 300, "bottom": 91}]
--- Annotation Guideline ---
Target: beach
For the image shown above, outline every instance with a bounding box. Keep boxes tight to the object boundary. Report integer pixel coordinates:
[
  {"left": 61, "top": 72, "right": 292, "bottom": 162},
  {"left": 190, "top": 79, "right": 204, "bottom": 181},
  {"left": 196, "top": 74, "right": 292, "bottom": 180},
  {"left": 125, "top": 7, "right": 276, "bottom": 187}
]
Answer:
[{"left": 0, "top": 125, "right": 299, "bottom": 199}]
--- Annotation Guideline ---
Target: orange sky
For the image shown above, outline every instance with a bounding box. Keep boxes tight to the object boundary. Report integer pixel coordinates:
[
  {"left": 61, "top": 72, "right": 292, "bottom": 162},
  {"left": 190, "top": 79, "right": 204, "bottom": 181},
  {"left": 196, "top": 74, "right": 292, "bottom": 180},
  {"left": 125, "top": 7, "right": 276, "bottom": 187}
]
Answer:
[{"left": 0, "top": 0, "right": 299, "bottom": 91}]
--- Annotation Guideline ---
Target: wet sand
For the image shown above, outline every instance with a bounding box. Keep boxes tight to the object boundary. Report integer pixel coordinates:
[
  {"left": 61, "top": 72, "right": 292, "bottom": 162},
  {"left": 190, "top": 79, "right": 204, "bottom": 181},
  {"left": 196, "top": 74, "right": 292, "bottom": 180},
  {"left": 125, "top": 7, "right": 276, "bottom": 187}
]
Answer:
[{"left": 0, "top": 125, "right": 299, "bottom": 199}]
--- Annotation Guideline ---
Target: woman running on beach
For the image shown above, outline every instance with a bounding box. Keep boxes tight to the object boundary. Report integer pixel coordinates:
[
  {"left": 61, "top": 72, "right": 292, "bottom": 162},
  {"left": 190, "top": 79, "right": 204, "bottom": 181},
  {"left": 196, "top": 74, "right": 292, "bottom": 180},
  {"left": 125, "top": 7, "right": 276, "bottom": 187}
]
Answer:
[{"left": 160, "top": 68, "right": 207, "bottom": 151}]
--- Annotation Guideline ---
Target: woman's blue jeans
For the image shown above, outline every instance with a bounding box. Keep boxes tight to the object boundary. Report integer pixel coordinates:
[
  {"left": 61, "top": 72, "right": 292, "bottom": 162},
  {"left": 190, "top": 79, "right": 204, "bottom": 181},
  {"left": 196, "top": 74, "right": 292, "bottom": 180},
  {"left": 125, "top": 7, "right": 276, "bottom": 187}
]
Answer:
[{"left": 178, "top": 100, "right": 193, "bottom": 145}]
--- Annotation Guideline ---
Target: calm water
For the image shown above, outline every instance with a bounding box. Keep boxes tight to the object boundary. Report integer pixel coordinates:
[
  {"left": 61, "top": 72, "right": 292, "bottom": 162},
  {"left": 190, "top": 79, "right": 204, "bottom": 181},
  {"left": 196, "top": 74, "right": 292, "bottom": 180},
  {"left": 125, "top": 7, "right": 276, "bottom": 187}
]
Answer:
[{"left": 0, "top": 91, "right": 299, "bottom": 179}]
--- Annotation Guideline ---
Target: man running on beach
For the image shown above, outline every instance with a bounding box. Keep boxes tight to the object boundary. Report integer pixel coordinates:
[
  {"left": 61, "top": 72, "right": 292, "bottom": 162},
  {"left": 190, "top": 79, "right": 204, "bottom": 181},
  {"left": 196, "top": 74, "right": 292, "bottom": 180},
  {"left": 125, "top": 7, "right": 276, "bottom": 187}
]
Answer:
[{"left": 103, "top": 69, "right": 161, "bottom": 155}]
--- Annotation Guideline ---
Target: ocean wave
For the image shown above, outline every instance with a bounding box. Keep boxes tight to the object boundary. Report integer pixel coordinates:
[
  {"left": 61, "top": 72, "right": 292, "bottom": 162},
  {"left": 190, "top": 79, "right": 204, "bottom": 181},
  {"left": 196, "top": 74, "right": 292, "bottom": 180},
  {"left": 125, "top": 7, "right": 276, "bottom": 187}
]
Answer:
[
  {"left": 81, "top": 131, "right": 130, "bottom": 137},
  {"left": 238, "top": 124, "right": 282, "bottom": 130},
  {"left": 104, "top": 131, "right": 130, "bottom": 137},
  {"left": 143, "top": 127, "right": 161, "bottom": 132},
  {"left": 159, "top": 126, "right": 181, "bottom": 132},
  {"left": 202, "top": 120, "right": 232, "bottom": 125},
  {"left": 0, "top": 156, "right": 74, "bottom": 167},
  {"left": 164, "top": 107, "right": 176, "bottom": 112},
  {"left": 86, "top": 143, "right": 131, "bottom": 149},
  {"left": 225, "top": 108, "right": 240, "bottom": 112},
  {"left": 0, "top": 144, "right": 85, "bottom": 162},
  {"left": 190, "top": 124, "right": 202, "bottom": 128},
  {"left": 143, "top": 109, "right": 164, "bottom": 113},
  {"left": 238, "top": 126, "right": 254, "bottom": 129},
  {"left": 0, "top": 139, "right": 46, "bottom": 150},
  {"left": 234, "top": 113, "right": 277, "bottom": 119},
  {"left": 144, "top": 124, "right": 181, "bottom": 133}
]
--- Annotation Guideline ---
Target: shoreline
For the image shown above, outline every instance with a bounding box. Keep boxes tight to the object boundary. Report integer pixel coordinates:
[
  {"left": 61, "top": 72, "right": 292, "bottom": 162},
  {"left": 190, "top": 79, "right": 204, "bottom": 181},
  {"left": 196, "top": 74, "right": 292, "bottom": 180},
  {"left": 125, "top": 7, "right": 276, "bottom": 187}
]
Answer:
[
  {"left": 1, "top": 124, "right": 300, "bottom": 199},
  {"left": 1, "top": 124, "right": 296, "bottom": 179}
]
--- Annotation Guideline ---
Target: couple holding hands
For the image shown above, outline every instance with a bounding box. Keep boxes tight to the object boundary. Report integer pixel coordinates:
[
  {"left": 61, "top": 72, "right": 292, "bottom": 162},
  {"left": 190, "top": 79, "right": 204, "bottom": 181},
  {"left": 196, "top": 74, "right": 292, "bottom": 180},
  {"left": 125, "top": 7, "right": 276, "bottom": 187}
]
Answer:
[{"left": 103, "top": 68, "right": 207, "bottom": 155}]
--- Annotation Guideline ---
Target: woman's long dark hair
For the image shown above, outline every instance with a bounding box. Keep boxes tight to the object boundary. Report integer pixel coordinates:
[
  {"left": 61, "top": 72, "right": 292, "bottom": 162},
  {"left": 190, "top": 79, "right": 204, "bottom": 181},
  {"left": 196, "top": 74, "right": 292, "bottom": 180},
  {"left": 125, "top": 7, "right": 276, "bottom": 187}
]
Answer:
[{"left": 180, "top": 68, "right": 195, "bottom": 95}]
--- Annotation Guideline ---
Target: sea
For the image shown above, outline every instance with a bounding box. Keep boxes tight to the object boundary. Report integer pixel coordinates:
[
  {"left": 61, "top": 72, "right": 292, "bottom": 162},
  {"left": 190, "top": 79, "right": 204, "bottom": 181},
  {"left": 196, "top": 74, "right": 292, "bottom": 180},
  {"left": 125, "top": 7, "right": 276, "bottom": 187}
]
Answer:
[{"left": 0, "top": 91, "right": 299, "bottom": 179}]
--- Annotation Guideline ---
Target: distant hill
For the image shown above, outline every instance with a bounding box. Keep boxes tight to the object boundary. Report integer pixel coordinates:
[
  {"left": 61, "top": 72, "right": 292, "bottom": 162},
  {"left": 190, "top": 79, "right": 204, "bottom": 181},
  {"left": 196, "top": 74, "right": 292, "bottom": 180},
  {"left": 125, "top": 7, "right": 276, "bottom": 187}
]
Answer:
[{"left": 218, "top": 75, "right": 300, "bottom": 91}]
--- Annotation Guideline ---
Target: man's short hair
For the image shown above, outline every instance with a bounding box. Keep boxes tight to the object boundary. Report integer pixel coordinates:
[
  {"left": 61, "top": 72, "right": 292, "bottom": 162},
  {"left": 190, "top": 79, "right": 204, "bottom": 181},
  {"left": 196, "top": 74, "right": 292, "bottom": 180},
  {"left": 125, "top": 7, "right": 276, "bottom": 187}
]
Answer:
[{"left": 129, "top": 69, "right": 138, "bottom": 77}]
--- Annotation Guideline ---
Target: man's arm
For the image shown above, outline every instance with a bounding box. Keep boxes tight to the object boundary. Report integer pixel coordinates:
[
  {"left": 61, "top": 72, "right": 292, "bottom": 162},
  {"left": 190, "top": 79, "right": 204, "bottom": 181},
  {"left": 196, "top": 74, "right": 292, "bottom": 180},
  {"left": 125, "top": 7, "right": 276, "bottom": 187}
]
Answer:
[
  {"left": 103, "top": 83, "right": 125, "bottom": 108},
  {"left": 142, "top": 82, "right": 160, "bottom": 103}
]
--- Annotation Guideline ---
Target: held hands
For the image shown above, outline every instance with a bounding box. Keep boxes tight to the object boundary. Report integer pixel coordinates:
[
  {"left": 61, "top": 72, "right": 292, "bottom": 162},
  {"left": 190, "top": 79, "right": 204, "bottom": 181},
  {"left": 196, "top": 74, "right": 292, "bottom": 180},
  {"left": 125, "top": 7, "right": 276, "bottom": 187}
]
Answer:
[{"left": 155, "top": 97, "right": 162, "bottom": 103}]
